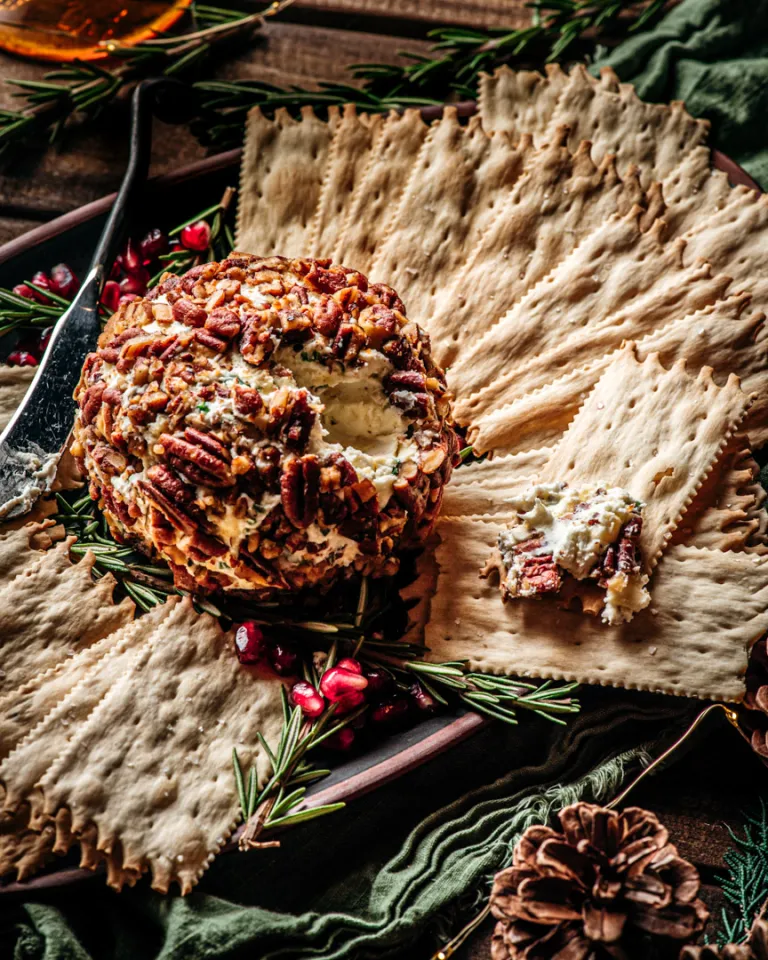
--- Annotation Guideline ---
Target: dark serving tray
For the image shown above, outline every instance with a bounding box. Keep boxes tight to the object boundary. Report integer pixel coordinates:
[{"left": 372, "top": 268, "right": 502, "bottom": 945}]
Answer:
[{"left": 0, "top": 131, "right": 760, "bottom": 894}]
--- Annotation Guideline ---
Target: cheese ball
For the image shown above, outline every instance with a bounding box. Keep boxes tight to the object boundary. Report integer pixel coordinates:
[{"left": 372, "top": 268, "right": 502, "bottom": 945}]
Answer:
[{"left": 72, "top": 254, "right": 458, "bottom": 599}]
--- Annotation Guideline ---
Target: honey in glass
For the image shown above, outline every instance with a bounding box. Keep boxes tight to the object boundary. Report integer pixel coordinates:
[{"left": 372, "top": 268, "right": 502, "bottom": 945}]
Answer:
[{"left": 0, "top": 0, "right": 193, "bottom": 62}]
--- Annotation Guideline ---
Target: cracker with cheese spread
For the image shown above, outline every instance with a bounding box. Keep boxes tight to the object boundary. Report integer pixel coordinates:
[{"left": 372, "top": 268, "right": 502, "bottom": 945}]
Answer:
[
  {"left": 423, "top": 515, "right": 768, "bottom": 701},
  {"left": 236, "top": 105, "right": 339, "bottom": 258},
  {"left": 38, "top": 598, "right": 285, "bottom": 894}
]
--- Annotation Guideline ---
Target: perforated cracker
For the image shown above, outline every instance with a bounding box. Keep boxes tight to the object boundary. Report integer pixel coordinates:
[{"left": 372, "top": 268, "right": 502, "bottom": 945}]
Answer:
[
  {"left": 236, "top": 106, "right": 339, "bottom": 258},
  {"left": 442, "top": 448, "right": 550, "bottom": 518},
  {"left": 424, "top": 516, "right": 768, "bottom": 701},
  {"left": 333, "top": 109, "right": 429, "bottom": 272},
  {"left": 308, "top": 105, "right": 384, "bottom": 258},
  {"left": 39, "top": 598, "right": 285, "bottom": 894},
  {"left": 0, "top": 365, "right": 34, "bottom": 432},
  {"left": 468, "top": 293, "right": 764, "bottom": 455},
  {"left": 660, "top": 146, "right": 740, "bottom": 236},
  {"left": 451, "top": 209, "right": 731, "bottom": 423},
  {"left": 426, "top": 135, "right": 658, "bottom": 367},
  {"left": 370, "top": 111, "right": 529, "bottom": 320},
  {"left": 0, "top": 538, "right": 134, "bottom": 696},
  {"left": 0, "top": 519, "right": 61, "bottom": 582},
  {"left": 535, "top": 346, "right": 751, "bottom": 572},
  {"left": 478, "top": 63, "right": 569, "bottom": 144}
]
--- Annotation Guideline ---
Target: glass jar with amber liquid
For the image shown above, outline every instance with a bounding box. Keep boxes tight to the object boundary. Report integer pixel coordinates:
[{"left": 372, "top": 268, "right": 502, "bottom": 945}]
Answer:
[{"left": 0, "top": 0, "right": 193, "bottom": 61}]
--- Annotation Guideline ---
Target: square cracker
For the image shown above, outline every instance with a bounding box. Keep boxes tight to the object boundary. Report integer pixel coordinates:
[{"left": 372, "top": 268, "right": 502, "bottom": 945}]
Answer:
[
  {"left": 451, "top": 209, "right": 731, "bottom": 422},
  {"left": 0, "top": 538, "right": 134, "bottom": 697},
  {"left": 236, "top": 105, "right": 339, "bottom": 258},
  {"left": 468, "top": 293, "right": 766, "bottom": 456},
  {"left": 308, "top": 105, "right": 384, "bottom": 258},
  {"left": 424, "top": 516, "right": 768, "bottom": 702},
  {"left": 39, "top": 598, "right": 286, "bottom": 894},
  {"left": 332, "top": 109, "right": 429, "bottom": 272},
  {"left": 478, "top": 64, "right": 570, "bottom": 144},
  {"left": 369, "top": 110, "right": 529, "bottom": 321},
  {"left": 535, "top": 346, "right": 751, "bottom": 572},
  {"left": 442, "top": 449, "right": 551, "bottom": 518},
  {"left": 426, "top": 134, "right": 659, "bottom": 367}
]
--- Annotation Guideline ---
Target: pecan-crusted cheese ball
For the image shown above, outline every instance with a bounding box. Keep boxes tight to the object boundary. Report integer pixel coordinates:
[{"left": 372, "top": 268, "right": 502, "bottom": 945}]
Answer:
[{"left": 71, "top": 254, "right": 458, "bottom": 598}]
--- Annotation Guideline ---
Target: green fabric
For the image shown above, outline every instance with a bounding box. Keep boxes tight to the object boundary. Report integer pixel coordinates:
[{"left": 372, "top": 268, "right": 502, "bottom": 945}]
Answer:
[{"left": 594, "top": 0, "right": 768, "bottom": 188}]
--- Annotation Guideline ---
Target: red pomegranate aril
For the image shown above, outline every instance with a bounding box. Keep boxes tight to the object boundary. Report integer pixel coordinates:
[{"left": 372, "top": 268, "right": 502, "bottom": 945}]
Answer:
[
  {"left": 409, "top": 682, "right": 437, "bottom": 715},
  {"left": 180, "top": 220, "right": 211, "bottom": 252},
  {"left": 39, "top": 326, "right": 53, "bottom": 354},
  {"left": 7, "top": 350, "right": 37, "bottom": 367},
  {"left": 268, "top": 641, "right": 300, "bottom": 676},
  {"left": 324, "top": 727, "right": 355, "bottom": 751},
  {"left": 320, "top": 665, "right": 368, "bottom": 702},
  {"left": 371, "top": 698, "right": 410, "bottom": 727},
  {"left": 335, "top": 657, "right": 363, "bottom": 675},
  {"left": 31, "top": 271, "right": 53, "bottom": 299},
  {"left": 234, "top": 622, "right": 266, "bottom": 664},
  {"left": 290, "top": 681, "right": 325, "bottom": 719},
  {"left": 49, "top": 263, "right": 79, "bottom": 299},
  {"left": 119, "top": 269, "right": 150, "bottom": 298},
  {"left": 138, "top": 228, "right": 168, "bottom": 263},
  {"left": 332, "top": 689, "right": 366, "bottom": 715},
  {"left": 13, "top": 282, "right": 49, "bottom": 305},
  {"left": 120, "top": 237, "right": 144, "bottom": 275},
  {"left": 101, "top": 280, "right": 121, "bottom": 313},
  {"left": 364, "top": 666, "right": 394, "bottom": 699}
]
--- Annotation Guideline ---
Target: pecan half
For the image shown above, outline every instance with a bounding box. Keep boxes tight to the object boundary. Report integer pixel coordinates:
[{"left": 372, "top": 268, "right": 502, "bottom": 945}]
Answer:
[
  {"left": 281, "top": 456, "right": 320, "bottom": 528},
  {"left": 278, "top": 308, "right": 312, "bottom": 344},
  {"left": 313, "top": 297, "right": 343, "bottom": 337},
  {"left": 206, "top": 307, "right": 241, "bottom": 339},
  {"left": 91, "top": 443, "right": 127, "bottom": 475},
  {"left": 332, "top": 322, "right": 365, "bottom": 362},
  {"left": 158, "top": 429, "right": 233, "bottom": 487},
  {"left": 80, "top": 382, "right": 106, "bottom": 424},
  {"left": 233, "top": 383, "right": 264, "bottom": 418},
  {"left": 195, "top": 328, "right": 228, "bottom": 353},
  {"left": 240, "top": 316, "right": 275, "bottom": 366},
  {"left": 140, "top": 464, "right": 198, "bottom": 533},
  {"left": 268, "top": 388, "right": 316, "bottom": 452},
  {"left": 172, "top": 299, "right": 207, "bottom": 328}
]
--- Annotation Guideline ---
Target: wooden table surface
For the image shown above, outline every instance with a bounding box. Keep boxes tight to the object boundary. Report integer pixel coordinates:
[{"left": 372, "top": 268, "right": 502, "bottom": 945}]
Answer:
[{"left": 1, "top": 3, "right": 766, "bottom": 958}]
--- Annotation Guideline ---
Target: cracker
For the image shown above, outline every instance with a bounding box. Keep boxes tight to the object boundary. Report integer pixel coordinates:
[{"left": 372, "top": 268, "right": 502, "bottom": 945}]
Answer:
[
  {"left": 0, "top": 365, "right": 34, "bottom": 432},
  {"left": 660, "top": 146, "right": 739, "bottom": 236},
  {"left": 443, "top": 449, "right": 551, "bottom": 518},
  {"left": 425, "top": 516, "right": 768, "bottom": 701},
  {"left": 478, "top": 63, "right": 569, "bottom": 144},
  {"left": 400, "top": 534, "right": 440, "bottom": 646},
  {"left": 426, "top": 135, "right": 655, "bottom": 366},
  {"left": 308, "top": 105, "right": 384, "bottom": 258},
  {"left": 468, "top": 293, "right": 763, "bottom": 455},
  {"left": 0, "top": 601, "right": 174, "bottom": 783},
  {"left": 535, "top": 346, "right": 751, "bottom": 571},
  {"left": 0, "top": 538, "right": 134, "bottom": 696},
  {"left": 671, "top": 439, "right": 765, "bottom": 552},
  {"left": 369, "top": 111, "right": 529, "bottom": 320},
  {"left": 39, "top": 598, "right": 285, "bottom": 894},
  {"left": 333, "top": 109, "right": 429, "bottom": 272},
  {"left": 451, "top": 209, "right": 732, "bottom": 422},
  {"left": 236, "top": 106, "right": 339, "bottom": 258},
  {"left": 0, "top": 805, "right": 57, "bottom": 881},
  {"left": 547, "top": 64, "right": 709, "bottom": 187},
  {"left": 0, "top": 519, "right": 61, "bottom": 582}
]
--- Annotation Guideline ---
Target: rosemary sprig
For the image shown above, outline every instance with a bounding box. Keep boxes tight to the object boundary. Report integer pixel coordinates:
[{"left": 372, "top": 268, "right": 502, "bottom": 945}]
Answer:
[{"left": 233, "top": 687, "right": 358, "bottom": 848}]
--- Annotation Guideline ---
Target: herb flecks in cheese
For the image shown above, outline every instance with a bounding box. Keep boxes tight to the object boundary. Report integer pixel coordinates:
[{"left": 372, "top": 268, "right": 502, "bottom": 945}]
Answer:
[{"left": 492, "top": 481, "right": 649, "bottom": 625}]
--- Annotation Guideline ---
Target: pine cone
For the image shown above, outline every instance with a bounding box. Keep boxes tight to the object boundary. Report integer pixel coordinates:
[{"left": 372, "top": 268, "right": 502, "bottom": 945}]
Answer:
[
  {"left": 680, "top": 917, "right": 768, "bottom": 960},
  {"left": 490, "top": 802, "right": 709, "bottom": 960},
  {"left": 742, "top": 636, "right": 768, "bottom": 763}
]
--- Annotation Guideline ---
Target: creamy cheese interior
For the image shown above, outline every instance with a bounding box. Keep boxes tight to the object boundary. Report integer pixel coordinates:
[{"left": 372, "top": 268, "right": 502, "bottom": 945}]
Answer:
[{"left": 498, "top": 481, "right": 650, "bottom": 625}]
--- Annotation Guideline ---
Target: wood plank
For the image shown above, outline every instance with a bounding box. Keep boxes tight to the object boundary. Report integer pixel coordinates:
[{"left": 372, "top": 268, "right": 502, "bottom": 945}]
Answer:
[
  {"left": 0, "top": 22, "right": 429, "bottom": 219},
  {"left": 291, "top": 0, "right": 530, "bottom": 29},
  {"left": 0, "top": 217, "right": 40, "bottom": 247}
]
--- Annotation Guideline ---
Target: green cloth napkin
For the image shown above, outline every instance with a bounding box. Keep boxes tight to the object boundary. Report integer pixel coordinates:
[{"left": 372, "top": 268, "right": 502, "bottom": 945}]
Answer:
[
  {"left": 594, "top": 0, "right": 768, "bottom": 188},
  {"left": 4, "top": 1, "right": 768, "bottom": 956}
]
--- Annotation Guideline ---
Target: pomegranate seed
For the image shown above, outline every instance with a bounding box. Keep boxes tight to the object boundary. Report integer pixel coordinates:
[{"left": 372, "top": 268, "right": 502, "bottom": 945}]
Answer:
[
  {"left": 170, "top": 242, "right": 185, "bottom": 253},
  {"left": 364, "top": 666, "right": 394, "bottom": 699},
  {"left": 7, "top": 350, "right": 37, "bottom": 367},
  {"left": 100, "top": 280, "right": 121, "bottom": 313},
  {"left": 320, "top": 665, "right": 368, "bottom": 702},
  {"left": 371, "top": 698, "right": 410, "bottom": 727},
  {"left": 39, "top": 327, "right": 53, "bottom": 354},
  {"left": 234, "top": 622, "right": 266, "bottom": 664},
  {"left": 180, "top": 220, "right": 211, "bottom": 252},
  {"left": 109, "top": 260, "right": 122, "bottom": 281},
  {"left": 290, "top": 681, "right": 325, "bottom": 719},
  {"left": 49, "top": 263, "right": 79, "bottom": 299},
  {"left": 409, "top": 682, "right": 437, "bottom": 715},
  {"left": 324, "top": 727, "right": 355, "bottom": 751},
  {"left": 268, "top": 641, "right": 300, "bottom": 676},
  {"left": 333, "top": 690, "right": 366, "bottom": 715},
  {"left": 13, "top": 282, "right": 49, "bottom": 305},
  {"left": 139, "top": 228, "right": 168, "bottom": 263},
  {"left": 335, "top": 657, "right": 363, "bottom": 675},
  {"left": 119, "top": 269, "right": 149, "bottom": 298},
  {"left": 119, "top": 237, "right": 144, "bottom": 275},
  {"left": 31, "top": 271, "right": 53, "bottom": 300}
]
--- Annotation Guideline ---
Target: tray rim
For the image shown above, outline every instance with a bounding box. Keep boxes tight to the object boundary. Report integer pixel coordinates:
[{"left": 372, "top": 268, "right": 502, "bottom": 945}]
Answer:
[{"left": 0, "top": 129, "right": 761, "bottom": 896}]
